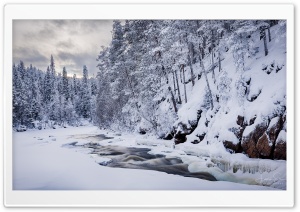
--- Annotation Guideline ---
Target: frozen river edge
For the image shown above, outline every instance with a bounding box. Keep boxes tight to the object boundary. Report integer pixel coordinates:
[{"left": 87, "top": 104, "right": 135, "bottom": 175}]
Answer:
[{"left": 13, "top": 126, "right": 285, "bottom": 190}]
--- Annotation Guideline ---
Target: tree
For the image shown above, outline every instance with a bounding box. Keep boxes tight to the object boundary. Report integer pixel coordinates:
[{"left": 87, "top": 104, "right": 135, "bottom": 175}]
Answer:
[
  {"left": 80, "top": 65, "right": 91, "bottom": 118},
  {"left": 62, "top": 67, "right": 69, "bottom": 100}
]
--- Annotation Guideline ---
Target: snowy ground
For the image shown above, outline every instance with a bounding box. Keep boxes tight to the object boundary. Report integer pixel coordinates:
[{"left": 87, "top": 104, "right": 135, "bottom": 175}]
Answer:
[{"left": 13, "top": 125, "right": 285, "bottom": 190}]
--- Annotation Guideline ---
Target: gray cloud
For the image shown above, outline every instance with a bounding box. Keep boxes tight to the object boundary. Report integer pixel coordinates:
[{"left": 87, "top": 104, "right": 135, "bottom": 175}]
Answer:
[
  {"left": 23, "top": 27, "right": 57, "bottom": 40},
  {"left": 57, "top": 39, "right": 74, "bottom": 49},
  {"left": 13, "top": 47, "right": 49, "bottom": 67},
  {"left": 13, "top": 20, "right": 113, "bottom": 76}
]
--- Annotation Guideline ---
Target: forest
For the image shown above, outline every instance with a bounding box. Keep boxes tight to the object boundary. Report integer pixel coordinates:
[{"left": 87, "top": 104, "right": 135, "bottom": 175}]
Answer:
[{"left": 13, "top": 20, "right": 287, "bottom": 160}]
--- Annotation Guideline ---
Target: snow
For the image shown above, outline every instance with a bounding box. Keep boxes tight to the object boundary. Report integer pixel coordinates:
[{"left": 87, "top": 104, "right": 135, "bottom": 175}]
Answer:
[
  {"left": 174, "top": 24, "right": 286, "bottom": 153},
  {"left": 13, "top": 126, "right": 283, "bottom": 190},
  {"left": 276, "top": 130, "right": 286, "bottom": 144}
]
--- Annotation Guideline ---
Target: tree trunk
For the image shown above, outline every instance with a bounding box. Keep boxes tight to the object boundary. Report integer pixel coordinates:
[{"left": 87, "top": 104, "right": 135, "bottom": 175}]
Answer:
[
  {"left": 168, "top": 86, "right": 177, "bottom": 113},
  {"left": 181, "top": 65, "right": 188, "bottom": 103},
  {"left": 163, "top": 67, "right": 177, "bottom": 113},
  {"left": 199, "top": 56, "right": 214, "bottom": 109},
  {"left": 268, "top": 27, "right": 271, "bottom": 42},
  {"left": 179, "top": 67, "right": 183, "bottom": 83},
  {"left": 263, "top": 29, "right": 268, "bottom": 56},
  {"left": 188, "top": 55, "right": 195, "bottom": 86},
  {"left": 174, "top": 69, "right": 182, "bottom": 104},
  {"left": 172, "top": 71, "right": 176, "bottom": 96},
  {"left": 188, "top": 42, "right": 195, "bottom": 86},
  {"left": 218, "top": 50, "right": 221, "bottom": 72},
  {"left": 211, "top": 49, "right": 216, "bottom": 83}
]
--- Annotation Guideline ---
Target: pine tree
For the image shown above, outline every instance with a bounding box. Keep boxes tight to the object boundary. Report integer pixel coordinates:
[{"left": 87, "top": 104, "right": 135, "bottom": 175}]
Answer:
[
  {"left": 62, "top": 67, "right": 69, "bottom": 100},
  {"left": 80, "top": 65, "right": 91, "bottom": 118}
]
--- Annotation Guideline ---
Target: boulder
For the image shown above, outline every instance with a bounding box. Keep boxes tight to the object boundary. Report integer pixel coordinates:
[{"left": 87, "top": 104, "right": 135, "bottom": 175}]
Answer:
[
  {"left": 273, "top": 130, "right": 286, "bottom": 160},
  {"left": 174, "top": 132, "right": 187, "bottom": 144},
  {"left": 256, "top": 132, "right": 272, "bottom": 157},
  {"left": 241, "top": 121, "right": 268, "bottom": 158},
  {"left": 223, "top": 140, "right": 242, "bottom": 153},
  {"left": 173, "top": 120, "right": 199, "bottom": 144},
  {"left": 274, "top": 141, "right": 286, "bottom": 160},
  {"left": 267, "top": 117, "right": 282, "bottom": 145},
  {"left": 236, "top": 115, "right": 244, "bottom": 126},
  {"left": 163, "top": 133, "right": 174, "bottom": 140}
]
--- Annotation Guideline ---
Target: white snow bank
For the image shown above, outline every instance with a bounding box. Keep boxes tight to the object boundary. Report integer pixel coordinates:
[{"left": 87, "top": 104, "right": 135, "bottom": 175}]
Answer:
[{"left": 13, "top": 126, "right": 277, "bottom": 190}]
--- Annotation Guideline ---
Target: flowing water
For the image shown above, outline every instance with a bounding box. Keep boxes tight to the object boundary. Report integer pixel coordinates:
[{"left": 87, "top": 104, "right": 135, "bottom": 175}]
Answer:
[{"left": 64, "top": 134, "right": 217, "bottom": 181}]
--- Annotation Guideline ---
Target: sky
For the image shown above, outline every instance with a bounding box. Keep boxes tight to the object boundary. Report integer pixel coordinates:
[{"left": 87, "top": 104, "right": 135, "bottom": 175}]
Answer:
[{"left": 13, "top": 20, "right": 113, "bottom": 77}]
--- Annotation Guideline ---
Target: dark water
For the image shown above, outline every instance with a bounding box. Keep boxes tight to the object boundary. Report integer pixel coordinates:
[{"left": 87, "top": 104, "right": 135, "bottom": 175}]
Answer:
[{"left": 64, "top": 134, "right": 216, "bottom": 181}]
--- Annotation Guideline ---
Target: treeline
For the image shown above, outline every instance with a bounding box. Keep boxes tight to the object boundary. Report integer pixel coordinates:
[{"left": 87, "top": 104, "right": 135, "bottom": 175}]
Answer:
[
  {"left": 96, "top": 20, "right": 285, "bottom": 135},
  {"left": 13, "top": 56, "right": 98, "bottom": 129}
]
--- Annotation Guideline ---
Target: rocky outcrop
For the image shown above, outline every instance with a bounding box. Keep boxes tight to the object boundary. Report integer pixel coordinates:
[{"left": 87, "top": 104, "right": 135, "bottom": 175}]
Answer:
[
  {"left": 174, "top": 131, "right": 187, "bottom": 144},
  {"left": 241, "top": 116, "right": 285, "bottom": 159},
  {"left": 256, "top": 133, "right": 272, "bottom": 157},
  {"left": 241, "top": 121, "right": 268, "bottom": 158},
  {"left": 173, "top": 110, "right": 202, "bottom": 144},
  {"left": 222, "top": 115, "right": 247, "bottom": 153},
  {"left": 273, "top": 130, "right": 286, "bottom": 160},
  {"left": 223, "top": 140, "right": 242, "bottom": 153}
]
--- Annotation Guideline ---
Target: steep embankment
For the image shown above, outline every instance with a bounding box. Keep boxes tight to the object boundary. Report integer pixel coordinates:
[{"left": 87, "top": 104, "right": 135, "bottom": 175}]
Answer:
[{"left": 172, "top": 25, "right": 286, "bottom": 160}]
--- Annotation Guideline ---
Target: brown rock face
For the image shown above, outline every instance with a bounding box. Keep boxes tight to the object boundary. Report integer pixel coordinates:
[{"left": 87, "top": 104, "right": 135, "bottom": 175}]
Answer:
[
  {"left": 223, "top": 140, "right": 242, "bottom": 153},
  {"left": 274, "top": 142, "right": 286, "bottom": 160},
  {"left": 267, "top": 117, "right": 282, "bottom": 145},
  {"left": 241, "top": 122, "right": 268, "bottom": 158},
  {"left": 256, "top": 133, "right": 272, "bottom": 157},
  {"left": 274, "top": 132, "right": 286, "bottom": 160}
]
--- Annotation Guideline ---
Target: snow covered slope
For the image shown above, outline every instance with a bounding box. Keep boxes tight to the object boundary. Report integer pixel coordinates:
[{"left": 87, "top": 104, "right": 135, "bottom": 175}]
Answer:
[{"left": 173, "top": 23, "right": 286, "bottom": 161}]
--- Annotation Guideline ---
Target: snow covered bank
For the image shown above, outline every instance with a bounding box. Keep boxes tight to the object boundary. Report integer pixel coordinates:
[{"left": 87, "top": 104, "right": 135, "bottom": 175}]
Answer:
[
  {"left": 173, "top": 23, "right": 286, "bottom": 161},
  {"left": 13, "top": 126, "right": 281, "bottom": 190}
]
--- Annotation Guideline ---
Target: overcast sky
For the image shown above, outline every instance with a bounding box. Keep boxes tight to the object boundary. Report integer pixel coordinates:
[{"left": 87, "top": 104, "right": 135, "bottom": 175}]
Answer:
[{"left": 13, "top": 20, "right": 113, "bottom": 77}]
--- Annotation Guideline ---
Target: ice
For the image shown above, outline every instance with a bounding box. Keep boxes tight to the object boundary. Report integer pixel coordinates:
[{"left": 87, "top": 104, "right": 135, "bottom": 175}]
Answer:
[{"left": 13, "top": 126, "right": 280, "bottom": 190}]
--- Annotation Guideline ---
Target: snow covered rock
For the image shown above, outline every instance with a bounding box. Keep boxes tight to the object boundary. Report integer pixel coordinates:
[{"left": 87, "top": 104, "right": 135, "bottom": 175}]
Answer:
[
  {"left": 256, "top": 132, "right": 272, "bottom": 157},
  {"left": 256, "top": 116, "right": 282, "bottom": 158},
  {"left": 223, "top": 140, "right": 242, "bottom": 153},
  {"left": 236, "top": 115, "right": 245, "bottom": 127},
  {"left": 242, "top": 121, "right": 268, "bottom": 158},
  {"left": 274, "top": 130, "right": 286, "bottom": 160}
]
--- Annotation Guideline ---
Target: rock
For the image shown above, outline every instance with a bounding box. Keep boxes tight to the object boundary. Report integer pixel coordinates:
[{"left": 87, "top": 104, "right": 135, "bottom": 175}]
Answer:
[
  {"left": 273, "top": 130, "right": 286, "bottom": 160},
  {"left": 256, "top": 117, "right": 282, "bottom": 158},
  {"left": 163, "top": 133, "right": 174, "bottom": 140},
  {"left": 139, "top": 128, "right": 146, "bottom": 135},
  {"left": 223, "top": 140, "right": 242, "bottom": 153},
  {"left": 241, "top": 121, "right": 268, "bottom": 158},
  {"left": 197, "top": 133, "right": 206, "bottom": 142},
  {"left": 256, "top": 133, "right": 272, "bottom": 157},
  {"left": 248, "top": 116, "right": 256, "bottom": 125},
  {"left": 174, "top": 132, "right": 187, "bottom": 144},
  {"left": 191, "top": 140, "right": 200, "bottom": 144},
  {"left": 267, "top": 116, "right": 282, "bottom": 147},
  {"left": 173, "top": 122, "right": 192, "bottom": 144},
  {"left": 274, "top": 141, "right": 286, "bottom": 160},
  {"left": 236, "top": 115, "right": 244, "bottom": 126}
]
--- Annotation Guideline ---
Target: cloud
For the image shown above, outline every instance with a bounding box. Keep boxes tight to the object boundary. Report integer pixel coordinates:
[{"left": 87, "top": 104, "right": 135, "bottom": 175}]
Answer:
[
  {"left": 13, "top": 47, "right": 49, "bottom": 67},
  {"left": 13, "top": 20, "right": 113, "bottom": 76},
  {"left": 57, "top": 39, "right": 74, "bottom": 49},
  {"left": 56, "top": 51, "right": 99, "bottom": 77}
]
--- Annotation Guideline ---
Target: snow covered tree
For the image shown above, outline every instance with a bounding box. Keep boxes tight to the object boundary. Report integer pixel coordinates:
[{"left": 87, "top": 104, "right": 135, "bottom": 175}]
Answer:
[
  {"left": 80, "top": 65, "right": 91, "bottom": 118},
  {"left": 62, "top": 67, "right": 69, "bottom": 100}
]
